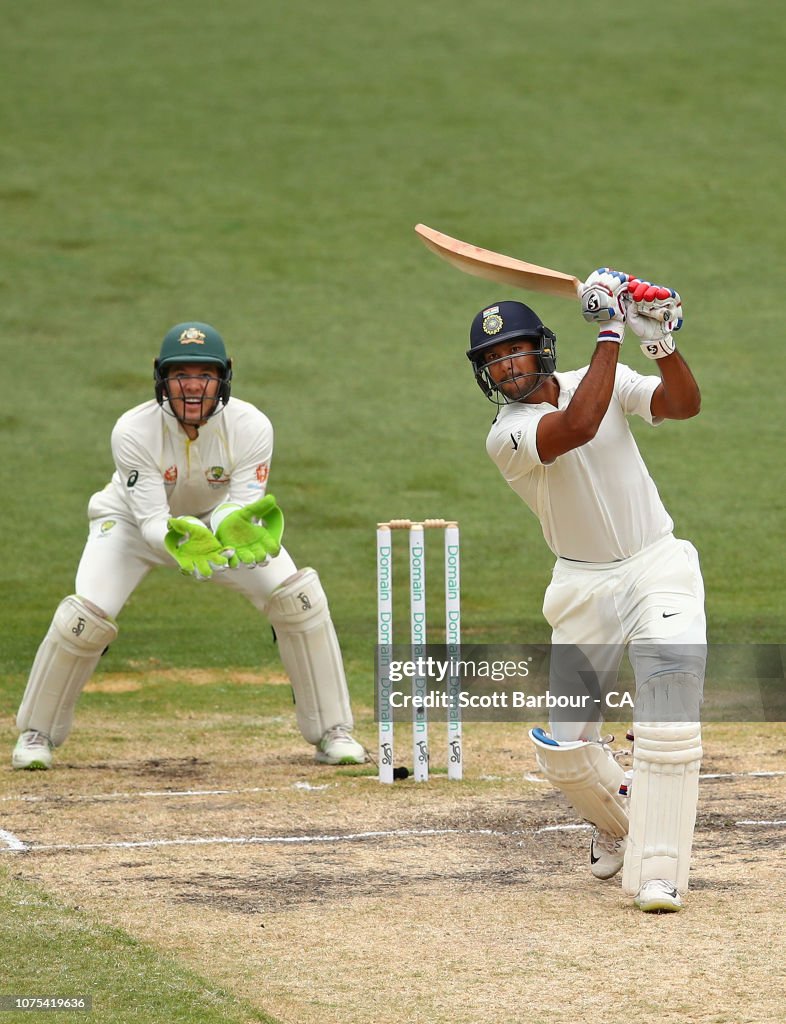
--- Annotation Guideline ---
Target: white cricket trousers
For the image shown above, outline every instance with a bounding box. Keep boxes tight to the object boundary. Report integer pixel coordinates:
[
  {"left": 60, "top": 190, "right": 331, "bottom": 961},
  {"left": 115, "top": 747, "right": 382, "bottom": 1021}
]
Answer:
[
  {"left": 542, "top": 533, "right": 707, "bottom": 741},
  {"left": 75, "top": 514, "right": 298, "bottom": 619}
]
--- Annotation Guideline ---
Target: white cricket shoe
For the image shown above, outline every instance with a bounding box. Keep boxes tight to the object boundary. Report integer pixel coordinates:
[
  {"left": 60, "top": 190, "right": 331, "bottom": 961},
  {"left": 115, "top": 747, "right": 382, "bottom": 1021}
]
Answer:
[
  {"left": 315, "top": 727, "right": 367, "bottom": 765},
  {"left": 12, "top": 730, "right": 54, "bottom": 770},
  {"left": 634, "top": 878, "right": 682, "bottom": 913},
  {"left": 590, "top": 828, "right": 627, "bottom": 879}
]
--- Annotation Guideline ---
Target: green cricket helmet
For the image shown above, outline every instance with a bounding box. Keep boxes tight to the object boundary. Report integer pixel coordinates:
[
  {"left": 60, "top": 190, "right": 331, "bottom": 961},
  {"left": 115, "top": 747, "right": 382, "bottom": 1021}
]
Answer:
[{"left": 154, "top": 322, "right": 233, "bottom": 420}]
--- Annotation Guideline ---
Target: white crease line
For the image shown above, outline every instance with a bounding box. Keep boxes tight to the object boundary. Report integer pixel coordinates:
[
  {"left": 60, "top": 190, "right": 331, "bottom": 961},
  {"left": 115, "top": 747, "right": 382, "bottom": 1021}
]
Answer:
[
  {"left": 736, "top": 819, "right": 786, "bottom": 827},
  {"left": 534, "top": 817, "right": 786, "bottom": 836},
  {"left": 702, "top": 771, "right": 785, "bottom": 779},
  {"left": 2, "top": 815, "right": 784, "bottom": 855},
  {"left": 535, "top": 824, "right": 592, "bottom": 834},
  {"left": 0, "top": 829, "right": 29, "bottom": 851},
  {"left": 1, "top": 769, "right": 780, "bottom": 806},
  {"left": 0, "top": 784, "right": 311, "bottom": 805},
  {"left": 0, "top": 827, "right": 499, "bottom": 855}
]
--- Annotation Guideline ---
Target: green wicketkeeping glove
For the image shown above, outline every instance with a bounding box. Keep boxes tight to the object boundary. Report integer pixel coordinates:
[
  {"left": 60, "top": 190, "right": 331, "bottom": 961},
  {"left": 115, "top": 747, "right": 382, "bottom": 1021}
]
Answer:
[
  {"left": 215, "top": 495, "right": 284, "bottom": 568},
  {"left": 164, "top": 516, "right": 231, "bottom": 581}
]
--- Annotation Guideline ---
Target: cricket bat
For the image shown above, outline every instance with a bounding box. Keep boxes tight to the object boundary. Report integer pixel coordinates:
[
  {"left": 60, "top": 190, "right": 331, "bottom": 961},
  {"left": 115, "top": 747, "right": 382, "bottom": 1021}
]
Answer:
[
  {"left": 414, "top": 224, "right": 676, "bottom": 323},
  {"left": 414, "top": 223, "right": 581, "bottom": 300}
]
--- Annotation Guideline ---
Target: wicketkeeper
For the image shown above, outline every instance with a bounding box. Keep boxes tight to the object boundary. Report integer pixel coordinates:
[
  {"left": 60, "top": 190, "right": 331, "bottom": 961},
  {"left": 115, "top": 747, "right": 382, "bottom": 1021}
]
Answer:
[
  {"left": 13, "top": 321, "right": 366, "bottom": 771},
  {"left": 465, "top": 272, "right": 706, "bottom": 913}
]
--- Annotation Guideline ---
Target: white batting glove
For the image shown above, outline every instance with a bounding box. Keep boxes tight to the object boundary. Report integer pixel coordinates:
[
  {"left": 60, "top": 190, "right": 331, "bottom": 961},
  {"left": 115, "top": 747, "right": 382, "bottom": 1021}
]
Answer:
[
  {"left": 626, "top": 278, "right": 683, "bottom": 359},
  {"left": 579, "top": 268, "right": 630, "bottom": 324},
  {"left": 579, "top": 268, "right": 628, "bottom": 344},
  {"left": 628, "top": 278, "right": 683, "bottom": 332}
]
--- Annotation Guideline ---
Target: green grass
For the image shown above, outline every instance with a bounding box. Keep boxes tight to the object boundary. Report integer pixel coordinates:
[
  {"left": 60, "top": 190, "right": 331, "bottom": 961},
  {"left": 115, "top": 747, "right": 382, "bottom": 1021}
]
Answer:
[
  {"left": 1, "top": 1, "right": 782, "bottom": 679},
  {"left": 0, "top": 870, "right": 276, "bottom": 1023},
  {"left": 0, "top": 0, "right": 783, "bottom": 1009}
]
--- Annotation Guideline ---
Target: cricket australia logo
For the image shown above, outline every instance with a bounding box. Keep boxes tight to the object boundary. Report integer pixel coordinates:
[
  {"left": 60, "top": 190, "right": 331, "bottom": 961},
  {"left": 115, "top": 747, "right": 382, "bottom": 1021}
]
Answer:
[
  {"left": 178, "top": 327, "right": 206, "bottom": 345},
  {"left": 205, "top": 466, "right": 230, "bottom": 487}
]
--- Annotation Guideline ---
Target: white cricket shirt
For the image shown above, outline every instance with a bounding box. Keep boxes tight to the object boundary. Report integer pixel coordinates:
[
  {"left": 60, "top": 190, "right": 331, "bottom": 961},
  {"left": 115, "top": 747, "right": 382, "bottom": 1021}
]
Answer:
[
  {"left": 87, "top": 398, "right": 273, "bottom": 554},
  {"left": 486, "top": 365, "right": 673, "bottom": 562}
]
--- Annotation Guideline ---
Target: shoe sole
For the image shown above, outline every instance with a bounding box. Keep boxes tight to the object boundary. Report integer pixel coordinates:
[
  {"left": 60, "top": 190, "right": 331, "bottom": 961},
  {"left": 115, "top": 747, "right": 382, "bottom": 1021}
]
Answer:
[
  {"left": 314, "top": 753, "right": 367, "bottom": 765},
  {"left": 12, "top": 759, "right": 51, "bottom": 771},
  {"left": 634, "top": 897, "right": 682, "bottom": 913}
]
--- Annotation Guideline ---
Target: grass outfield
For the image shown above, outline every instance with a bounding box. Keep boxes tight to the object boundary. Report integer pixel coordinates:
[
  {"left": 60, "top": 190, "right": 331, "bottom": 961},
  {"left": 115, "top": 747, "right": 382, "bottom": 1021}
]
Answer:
[
  {"left": 0, "top": 1, "right": 783, "bottom": 1020},
  {"left": 3, "top": 0, "right": 783, "bottom": 679},
  {"left": 0, "top": 873, "right": 275, "bottom": 1023}
]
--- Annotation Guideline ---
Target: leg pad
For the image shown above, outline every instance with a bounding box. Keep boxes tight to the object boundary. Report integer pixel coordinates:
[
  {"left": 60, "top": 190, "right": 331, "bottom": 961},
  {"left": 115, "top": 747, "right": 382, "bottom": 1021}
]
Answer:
[
  {"left": 264, "top": 569, "right": 352, "bottom": 745},
  {"left": 622, "top": 718, "right": 702, "bottom": 896},
  {"left": 17, "top": 596, "right": 118, "bottom": 746},
  {"left": 530, "top": 728, "right": 629, "bottom": 838}
]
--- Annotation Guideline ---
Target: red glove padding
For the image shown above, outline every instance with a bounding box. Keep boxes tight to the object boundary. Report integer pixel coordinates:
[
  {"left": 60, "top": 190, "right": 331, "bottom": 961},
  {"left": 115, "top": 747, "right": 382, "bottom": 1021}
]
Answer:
[{"left": 628, "top": 279, "right": 673, "bottom": 303}]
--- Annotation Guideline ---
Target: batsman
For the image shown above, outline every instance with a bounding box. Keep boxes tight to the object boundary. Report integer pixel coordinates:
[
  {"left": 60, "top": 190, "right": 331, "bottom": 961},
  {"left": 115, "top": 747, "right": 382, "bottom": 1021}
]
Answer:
[
  {"left": 465, "top": 272, "right": 706, "bottom": 913},
  {"left": 12, "top": 321, "right": 366, "bottom": 771}
]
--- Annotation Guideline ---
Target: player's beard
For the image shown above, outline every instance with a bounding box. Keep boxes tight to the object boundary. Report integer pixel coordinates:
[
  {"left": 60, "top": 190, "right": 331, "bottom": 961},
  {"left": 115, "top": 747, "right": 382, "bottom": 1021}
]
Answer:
[{"left": 497, "top": 369, "right": 547, "bottom": 403}]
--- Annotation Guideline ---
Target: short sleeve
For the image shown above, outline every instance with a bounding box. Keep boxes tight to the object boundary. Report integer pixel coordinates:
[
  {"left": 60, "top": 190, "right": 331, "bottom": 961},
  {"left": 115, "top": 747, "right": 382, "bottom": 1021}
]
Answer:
[
  {"left": 486, "top": 408, "right": 553, "bottom": 481},
  {"left": 615, "top": 363, "right": 662, "bottom": 425}
]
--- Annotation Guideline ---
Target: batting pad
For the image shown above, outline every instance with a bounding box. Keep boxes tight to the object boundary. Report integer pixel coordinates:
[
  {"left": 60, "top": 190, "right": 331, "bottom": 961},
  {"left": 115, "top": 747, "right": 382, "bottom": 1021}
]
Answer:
[
  {"left": 622, "top": 719, "right": 702, "bottom": 896},
  {"left": 529, "top": 728, "right": 629, "bottom": 838},
  {"left": 264, "top": 568, "right": 352, "bottom": 744},
  {"left": 17, "top": 595, "right": 118, "bottom": 746}
]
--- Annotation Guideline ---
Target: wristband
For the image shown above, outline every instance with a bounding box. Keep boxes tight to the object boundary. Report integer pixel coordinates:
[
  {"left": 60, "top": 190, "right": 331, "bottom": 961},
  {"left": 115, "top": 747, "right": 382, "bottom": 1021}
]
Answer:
[
  {"left": 210, "top": 502, "right": 243, "bottom": 532},
  {"left": 597, "top": 321, "right": 625, "bottom": 345},
  {"left": 640, "top": 335, "right": 675, "bottom": 360}
]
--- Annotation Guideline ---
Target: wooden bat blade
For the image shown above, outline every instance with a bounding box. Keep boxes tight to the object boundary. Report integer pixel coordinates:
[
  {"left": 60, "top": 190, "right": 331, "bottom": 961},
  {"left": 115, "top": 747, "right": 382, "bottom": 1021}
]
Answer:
[{"left": 415, "top": 223, "right": 581, "bottom": 301}]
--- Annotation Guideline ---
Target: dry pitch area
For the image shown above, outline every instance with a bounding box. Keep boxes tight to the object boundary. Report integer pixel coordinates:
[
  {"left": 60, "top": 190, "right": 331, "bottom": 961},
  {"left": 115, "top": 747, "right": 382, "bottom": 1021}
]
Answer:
[{"left": 2, "top": 673, "right": 784, "bottom": 1024}]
